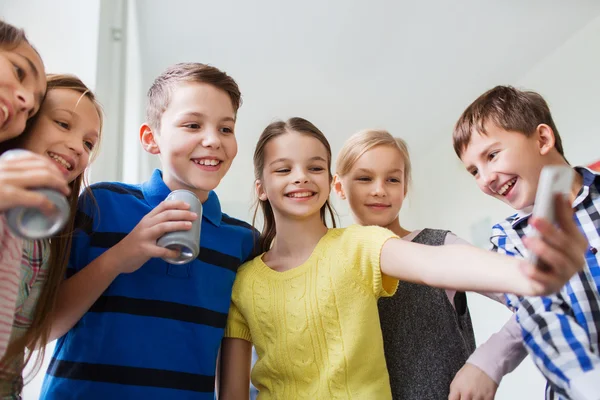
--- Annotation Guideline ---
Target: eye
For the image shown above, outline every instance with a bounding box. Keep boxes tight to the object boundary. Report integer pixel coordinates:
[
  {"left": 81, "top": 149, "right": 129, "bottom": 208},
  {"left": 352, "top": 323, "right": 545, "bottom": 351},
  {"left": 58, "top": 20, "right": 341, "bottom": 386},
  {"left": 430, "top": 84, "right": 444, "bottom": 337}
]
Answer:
[
  {"left": 309, "top": 166, "right": 325, "bottom": 172},
  {"left": 356, "top": 176, "right": 371, "bottom": 182},
  {"left": 183, "top": 123, "right": 200, "bottom": 129},
  {"left": 469, "top": 168, "right": 478, "bottom": 177},
  {"left": 275, "top": 168, "right": 290, "bottom": 173},
  {"left": 55, "top": 120, "right": 69, "bottom": 129},
  {"left": 487, "top": 151, "right": 499, "bottom": 161},
  {"left": 220, "top": 126, "right": 234, "bottom": 134},
  {"left": 84, "top": 141, "right": 95, "bottom": 151},
  {"left": 388, "top": 178, "right": 401, "bottom": 183},
  {"left": 13, "top": 63, "right": 25, "bottom": 81}
]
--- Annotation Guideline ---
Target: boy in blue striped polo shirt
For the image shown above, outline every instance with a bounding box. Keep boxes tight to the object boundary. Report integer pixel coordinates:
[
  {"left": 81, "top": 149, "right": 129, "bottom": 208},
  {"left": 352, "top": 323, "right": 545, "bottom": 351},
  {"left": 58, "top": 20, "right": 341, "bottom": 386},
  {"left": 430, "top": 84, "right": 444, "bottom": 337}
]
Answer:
[
  {"left": 453, "top": 86, "right": 598, "bottom": 400},
  {"left": 41, "top": 63, "right": 257, "bottom": 399}
]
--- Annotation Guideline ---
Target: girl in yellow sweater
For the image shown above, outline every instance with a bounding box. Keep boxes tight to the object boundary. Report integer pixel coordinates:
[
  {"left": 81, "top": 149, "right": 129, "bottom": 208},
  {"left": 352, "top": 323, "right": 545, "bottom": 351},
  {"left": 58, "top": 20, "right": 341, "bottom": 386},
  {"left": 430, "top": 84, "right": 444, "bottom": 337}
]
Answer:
[{"left": 219, "top": 117, "right": 586, "bottom": 400}]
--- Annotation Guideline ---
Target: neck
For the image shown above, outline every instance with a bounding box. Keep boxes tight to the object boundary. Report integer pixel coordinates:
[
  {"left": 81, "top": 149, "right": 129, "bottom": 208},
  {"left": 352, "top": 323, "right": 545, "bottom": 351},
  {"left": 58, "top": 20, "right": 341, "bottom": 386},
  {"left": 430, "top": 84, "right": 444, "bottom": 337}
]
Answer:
[
  {"left": 162, "top": 171, "right": 210, "bottom": 202},
  {"left": 270, "top": 211, "right": 329, "bottom": 257},
  {"left": 383, "top": 216, "right": 412, "bottom": 238}
]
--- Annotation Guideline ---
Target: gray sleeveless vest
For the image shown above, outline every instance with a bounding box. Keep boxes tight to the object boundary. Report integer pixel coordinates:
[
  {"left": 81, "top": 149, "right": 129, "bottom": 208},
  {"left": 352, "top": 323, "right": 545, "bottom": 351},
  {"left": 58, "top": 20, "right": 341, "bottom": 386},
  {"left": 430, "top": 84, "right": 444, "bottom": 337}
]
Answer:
[{"left": 378, "top": 229, "right": 476, "bottom": 400}]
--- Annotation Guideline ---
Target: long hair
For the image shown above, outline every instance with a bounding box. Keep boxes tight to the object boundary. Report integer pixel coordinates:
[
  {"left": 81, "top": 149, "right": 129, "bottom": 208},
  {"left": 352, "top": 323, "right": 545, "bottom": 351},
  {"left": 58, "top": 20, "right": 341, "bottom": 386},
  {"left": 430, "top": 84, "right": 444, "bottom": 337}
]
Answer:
[
  {"left": 251, "top": 117, "right": 337, "bottom": 253},
  {"left": 0, "top": 20, "right": 29, "bottom": 50},
  {"left": 0, "top": 74, "right": 103, "bottom": 386}
]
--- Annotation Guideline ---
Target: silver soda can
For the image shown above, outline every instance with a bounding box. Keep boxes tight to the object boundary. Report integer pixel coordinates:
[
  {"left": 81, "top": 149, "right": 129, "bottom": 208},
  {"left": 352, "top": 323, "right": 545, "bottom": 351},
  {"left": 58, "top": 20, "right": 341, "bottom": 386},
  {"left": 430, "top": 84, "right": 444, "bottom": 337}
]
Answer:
[
  {"left": 157, "top": 189, "right": 202, "bottom": 265},
  {"left": 2, "top": 149, "right": 70, "bottom": 239}
]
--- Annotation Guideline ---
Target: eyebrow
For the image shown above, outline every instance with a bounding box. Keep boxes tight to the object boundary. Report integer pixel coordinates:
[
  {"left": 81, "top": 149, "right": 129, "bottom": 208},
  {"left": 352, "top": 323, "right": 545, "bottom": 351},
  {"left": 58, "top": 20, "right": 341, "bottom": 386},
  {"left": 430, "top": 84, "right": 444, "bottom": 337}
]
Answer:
[
  {"left": 269, "top": 156, "right": 327, "bottom": 166},
  {"left": 177, "top": 111, "right": 235, "bottom": 123},
  {"left": 355, "top": 167, "right": 403, "bottom": 174}
]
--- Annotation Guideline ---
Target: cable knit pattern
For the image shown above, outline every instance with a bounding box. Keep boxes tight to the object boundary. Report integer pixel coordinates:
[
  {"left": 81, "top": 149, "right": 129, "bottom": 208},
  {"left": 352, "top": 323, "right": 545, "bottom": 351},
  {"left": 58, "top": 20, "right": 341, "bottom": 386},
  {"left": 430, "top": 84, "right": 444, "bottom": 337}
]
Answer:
[
  {"left": 225, "top": 224, "right": 398, "bottom": 399},
  {"left": 0, "top": 215, "right": 23, "bottom": 360}
]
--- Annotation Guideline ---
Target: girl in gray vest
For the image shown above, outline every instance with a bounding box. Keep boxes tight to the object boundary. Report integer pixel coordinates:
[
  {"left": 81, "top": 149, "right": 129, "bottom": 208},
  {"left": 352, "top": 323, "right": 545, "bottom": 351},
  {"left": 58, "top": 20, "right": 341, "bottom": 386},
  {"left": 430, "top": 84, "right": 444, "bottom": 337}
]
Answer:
[{"left": 333, "top": 130, "right": 526, "bottom": 400}]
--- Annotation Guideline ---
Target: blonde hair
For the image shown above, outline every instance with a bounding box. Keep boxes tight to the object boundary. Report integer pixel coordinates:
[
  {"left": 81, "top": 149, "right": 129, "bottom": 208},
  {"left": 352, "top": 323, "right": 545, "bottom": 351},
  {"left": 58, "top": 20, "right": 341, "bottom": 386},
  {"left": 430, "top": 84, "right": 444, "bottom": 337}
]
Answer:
[{"left": 336, "top": 129, "right": 412, "bottom": 193}]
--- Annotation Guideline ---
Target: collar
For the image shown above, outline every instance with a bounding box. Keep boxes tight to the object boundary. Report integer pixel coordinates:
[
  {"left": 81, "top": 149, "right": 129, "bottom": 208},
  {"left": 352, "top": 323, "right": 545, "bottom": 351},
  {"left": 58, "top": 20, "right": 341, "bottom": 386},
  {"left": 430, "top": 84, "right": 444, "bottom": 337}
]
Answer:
[
  {"left": 141, "top": 169, "right": 223, "bottom": 227},
  {"left": 511, "top": 166, "right": 599, "bottom": 228}
]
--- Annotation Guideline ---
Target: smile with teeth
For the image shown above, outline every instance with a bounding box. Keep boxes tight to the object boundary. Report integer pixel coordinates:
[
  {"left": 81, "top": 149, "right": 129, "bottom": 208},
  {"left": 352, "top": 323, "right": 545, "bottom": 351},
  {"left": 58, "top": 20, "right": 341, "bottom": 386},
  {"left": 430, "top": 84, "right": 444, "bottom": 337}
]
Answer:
[
  {"left": 497, "top": 177, "right": 517, "bottom": 196},
  {"left": 48, "top": 152, "right": 73, "bottom": 170},
  {"left": 193, "top": 159, "right": 221, "bottom": 166},
  {"left": 286, "top": 191, "right": 315, "bottom": 198}
]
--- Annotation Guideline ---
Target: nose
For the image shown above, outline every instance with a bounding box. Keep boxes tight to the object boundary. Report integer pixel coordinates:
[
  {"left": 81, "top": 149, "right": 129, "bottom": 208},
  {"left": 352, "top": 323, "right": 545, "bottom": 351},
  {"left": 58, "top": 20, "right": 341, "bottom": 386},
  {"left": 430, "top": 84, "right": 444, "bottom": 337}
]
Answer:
[
  {"left": 371, "top": 179, "right": 386, "bottom": 197},
  {"left": 67, "top": 136, "right": 85, "bottom": 156},
  {"left": 293, "top": 169, "right": 309, "bottom": 184},
  {"left": 15, "top": 86, "right": 35, "bottom": 116},
  {"left": 201, "top": 128, "right": 221, "bottom": 149},
  {"left": 479, "top": 168, "right": 498, "bottom": 190}
]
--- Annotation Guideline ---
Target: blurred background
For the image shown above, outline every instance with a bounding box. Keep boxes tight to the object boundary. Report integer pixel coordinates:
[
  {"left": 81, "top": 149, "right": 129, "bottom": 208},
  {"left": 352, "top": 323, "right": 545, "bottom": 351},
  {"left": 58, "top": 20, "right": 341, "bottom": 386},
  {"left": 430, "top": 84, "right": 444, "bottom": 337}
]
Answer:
[{"left": 2, "top": 0, "right": 600, "bottom": 398}]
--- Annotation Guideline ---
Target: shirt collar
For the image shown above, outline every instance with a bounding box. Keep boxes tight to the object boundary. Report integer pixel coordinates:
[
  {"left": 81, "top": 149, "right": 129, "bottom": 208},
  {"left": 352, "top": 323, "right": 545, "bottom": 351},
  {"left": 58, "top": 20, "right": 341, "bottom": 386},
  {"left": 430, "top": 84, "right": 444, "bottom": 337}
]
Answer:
[{"left": 141, "top": 169, "right": 222, "bottom": 227}]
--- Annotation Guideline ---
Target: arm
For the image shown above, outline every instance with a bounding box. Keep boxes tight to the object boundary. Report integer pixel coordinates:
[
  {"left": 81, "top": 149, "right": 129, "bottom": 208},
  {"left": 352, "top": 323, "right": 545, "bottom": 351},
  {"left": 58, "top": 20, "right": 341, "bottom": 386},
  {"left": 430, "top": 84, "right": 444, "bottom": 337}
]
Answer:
[
  {"left": 49, "top": 199, "right": 198, "bottom": 341},
  {"left": 516, "top": 295, "right": 600, "bottom": 400},
  {"left": 381, "top": 197, "right": 586, "bottom": 296},
  {"left": 219, "top": 338, "right": 252, "bottom": 400},
  {"left": 381, "top": 239, "right": 552, "bottom": 296}
]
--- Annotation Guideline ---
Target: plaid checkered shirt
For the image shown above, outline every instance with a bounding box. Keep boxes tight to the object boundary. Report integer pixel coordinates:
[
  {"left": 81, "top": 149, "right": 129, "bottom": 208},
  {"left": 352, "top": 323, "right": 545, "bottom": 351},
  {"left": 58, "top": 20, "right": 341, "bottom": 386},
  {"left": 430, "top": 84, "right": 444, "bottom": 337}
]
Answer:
[{"left": 491, "top": 167, "right": 600, "bottom": 400}]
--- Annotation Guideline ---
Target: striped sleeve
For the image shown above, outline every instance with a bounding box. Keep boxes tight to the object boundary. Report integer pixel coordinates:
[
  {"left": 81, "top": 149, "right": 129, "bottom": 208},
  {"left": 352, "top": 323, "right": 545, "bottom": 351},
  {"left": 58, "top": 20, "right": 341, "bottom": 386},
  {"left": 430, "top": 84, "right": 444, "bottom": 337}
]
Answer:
[{"left": 0, "top": 215, "right": 23, "bottom": 359}]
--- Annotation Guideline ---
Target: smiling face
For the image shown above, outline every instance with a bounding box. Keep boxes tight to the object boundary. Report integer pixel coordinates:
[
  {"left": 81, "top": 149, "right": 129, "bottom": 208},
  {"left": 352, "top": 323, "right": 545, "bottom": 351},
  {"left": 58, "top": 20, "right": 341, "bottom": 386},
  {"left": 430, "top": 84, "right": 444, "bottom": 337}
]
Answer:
[
  {"left": 256, "top": 132, "right": 332, "bottom": 222},
  {"left": 141, "top": 82, "right": 238, "bottom": 202},
  {"left": 335, "top": 145, "right": 406, "bottom": 229},
  {"left": 459, "top": 122, "right": 555, "bottom": 210},
  {"left": 17, "top": 88, "right": 100, "bottom": 183},
  {"left": 0, "top": 40, "right": 46, "bottom": 142}
]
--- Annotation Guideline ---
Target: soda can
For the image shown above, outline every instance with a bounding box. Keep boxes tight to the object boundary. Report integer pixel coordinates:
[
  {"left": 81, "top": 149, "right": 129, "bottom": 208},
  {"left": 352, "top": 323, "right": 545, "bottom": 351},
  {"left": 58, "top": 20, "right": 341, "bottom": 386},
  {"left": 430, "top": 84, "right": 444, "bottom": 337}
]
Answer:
[
  {"left": 157, "top": 189, "right": 202, "bottom": 264},
  {"left": 2, "top": 149, "right": 70, "bottom": 239}
]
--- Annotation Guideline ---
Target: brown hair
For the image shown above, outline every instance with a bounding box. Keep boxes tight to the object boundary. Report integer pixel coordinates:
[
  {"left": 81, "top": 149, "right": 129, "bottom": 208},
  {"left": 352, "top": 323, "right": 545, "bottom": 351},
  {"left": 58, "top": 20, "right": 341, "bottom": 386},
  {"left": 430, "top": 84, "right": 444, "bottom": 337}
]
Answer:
[
  {"left": 146, "top": 62, "right": 242, "bottom": 132},
  {"left": 336, "top": 129, "right": 412, "bottom": 194},
  {"left": 252, "top": 117, "right": 337, "bottom": 253},
  {"left": 453, "top": 85, "right": 565, "bottom": 159},
  {"left": 0, "top": 74, "right": 103, "bottom": 386},
  {"left": 0, "top": 20, "right": 29, "bottom": 50}
]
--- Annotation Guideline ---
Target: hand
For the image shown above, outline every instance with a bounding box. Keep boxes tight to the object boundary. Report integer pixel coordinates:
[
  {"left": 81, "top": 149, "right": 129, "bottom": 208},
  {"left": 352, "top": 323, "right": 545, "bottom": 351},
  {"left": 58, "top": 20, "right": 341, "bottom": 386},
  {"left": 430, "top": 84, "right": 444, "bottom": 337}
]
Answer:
[
  {"left": 115, "top": 200, "right": 198, "bottom": 273},
  {"left": 0, "top": 152, "right": 71, "bottom": 213},
  {"left": 449, "top": 363, "right": 498, "bottom": 400},
  {"left": 520, "top": 195, "right": 588, "bottom": 296}
]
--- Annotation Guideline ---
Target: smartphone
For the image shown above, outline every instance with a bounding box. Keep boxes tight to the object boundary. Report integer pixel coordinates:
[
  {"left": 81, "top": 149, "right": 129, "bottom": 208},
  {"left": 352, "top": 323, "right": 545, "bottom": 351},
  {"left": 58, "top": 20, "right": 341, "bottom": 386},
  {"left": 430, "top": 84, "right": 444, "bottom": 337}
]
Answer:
[{"left": 527, "top": 165, "right": 574, "bottom": 270}]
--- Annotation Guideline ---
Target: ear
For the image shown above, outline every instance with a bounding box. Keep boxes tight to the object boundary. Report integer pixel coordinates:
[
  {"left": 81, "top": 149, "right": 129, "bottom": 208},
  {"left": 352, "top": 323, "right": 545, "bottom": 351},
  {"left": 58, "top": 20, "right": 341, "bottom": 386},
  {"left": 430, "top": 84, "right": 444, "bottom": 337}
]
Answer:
[
  {"left": 536, "top": 124, "right": 556, "bottom": 156},
  {"left": 140, "top": 123, "right": 160, "bottom": 155},
  {"left": 332, "top": 174, "right": 346, "bottom": 200},
  {"left": 255, "top": 179, "right": 268, "bottom": 201}
]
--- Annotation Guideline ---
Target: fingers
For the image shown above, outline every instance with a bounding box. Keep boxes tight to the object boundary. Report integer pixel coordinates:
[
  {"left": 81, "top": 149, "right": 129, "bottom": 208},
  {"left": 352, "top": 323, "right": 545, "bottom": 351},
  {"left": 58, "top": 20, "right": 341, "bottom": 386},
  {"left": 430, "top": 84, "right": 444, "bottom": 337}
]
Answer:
[
  {"left": 144, "top": 200, "right": 191, "bottom": 219},
  {"left": 0, "top": 186, "right": 58, "bottom": 214},
  {"left": 0, "top": 159, "right": 70, "bottom": 196}
]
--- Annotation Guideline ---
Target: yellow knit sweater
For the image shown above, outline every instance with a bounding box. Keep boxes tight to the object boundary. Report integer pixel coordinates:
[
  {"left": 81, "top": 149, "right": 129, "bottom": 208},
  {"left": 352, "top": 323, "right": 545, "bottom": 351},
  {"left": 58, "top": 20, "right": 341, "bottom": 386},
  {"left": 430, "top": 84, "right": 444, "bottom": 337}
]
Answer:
[{"left": 225, "top": 224, "right": 399, "bottom": 399}]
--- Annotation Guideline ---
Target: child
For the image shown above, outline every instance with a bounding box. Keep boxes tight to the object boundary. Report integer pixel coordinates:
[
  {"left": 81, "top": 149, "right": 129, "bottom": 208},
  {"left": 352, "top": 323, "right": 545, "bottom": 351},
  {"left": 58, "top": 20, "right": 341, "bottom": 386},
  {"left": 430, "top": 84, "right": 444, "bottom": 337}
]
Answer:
[
  {"left": 0, "top": 74, "right": 102, "bottom": 398},
  {"left": 40, "top": 63, "right": 257, "bottom": 399},
  {"left": 333, "top": 129, "right": 528, "bottom": 400},
  {"left": 0, "top": 20, "right": 69, "bottom": 363},
  {"left": 454, "top": 85, "right": 597, "bottom": 400},
  {"left": 218, "top": 117, "right": 585, "bottom": 399}
]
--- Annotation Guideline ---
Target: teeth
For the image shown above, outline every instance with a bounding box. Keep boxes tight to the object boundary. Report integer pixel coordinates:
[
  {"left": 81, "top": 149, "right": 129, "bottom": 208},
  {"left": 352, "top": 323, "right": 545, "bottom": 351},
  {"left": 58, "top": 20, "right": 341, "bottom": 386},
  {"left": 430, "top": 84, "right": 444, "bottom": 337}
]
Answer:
[
  {"left": 0, "top": 105, "right": 7, "bottom": 123},
  {"left": 48, "top": 152, "right": 72, "bottom": 170},
  {"left": 287, "top": 192, "right": 313, "bottom": 198},
  {"left": 194, "top": 159, "right": 220, "bottom": 166},
  {"left": 498, "top": 178, "right": 516, "bottom": 195}
]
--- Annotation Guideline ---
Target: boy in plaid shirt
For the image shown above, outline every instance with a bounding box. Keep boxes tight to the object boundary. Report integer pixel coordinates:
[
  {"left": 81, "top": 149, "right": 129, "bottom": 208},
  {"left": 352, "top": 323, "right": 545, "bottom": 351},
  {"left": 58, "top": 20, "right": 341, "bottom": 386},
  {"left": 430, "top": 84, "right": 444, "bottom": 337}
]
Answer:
[{"left": 453, "top": 85, "right": 598, "bottom": 400}]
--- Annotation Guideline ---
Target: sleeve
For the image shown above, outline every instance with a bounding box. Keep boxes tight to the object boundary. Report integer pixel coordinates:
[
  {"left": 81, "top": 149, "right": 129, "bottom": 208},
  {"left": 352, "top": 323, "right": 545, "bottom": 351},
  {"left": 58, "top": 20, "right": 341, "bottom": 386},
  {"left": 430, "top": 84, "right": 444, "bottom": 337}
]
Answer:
[
  {"left": 0, "top": 215, "right": 22, "bottom": 358},
  {"left": 344, "top": 225, "right": 399, "bottom": 298},
  {"left": 12, "top": 239, "right": 51, "bottom": 336},
  {"left": 488, "top": 223, "right": 522, "bottom": 310},
  {"left": 516, "top": 295, "right": 600, "bottom": 400},
  {"left": 490, "top": 223, "right": 600, "bottom": 399},
  {"left": 224, "top": 277, "right": 252, "bottom": 342},
  {"left": 466, "top": 314, "right": 528, "bottom": 384},
  {"left": 66, "top": 189, "right": 97, "bottom": 276}
]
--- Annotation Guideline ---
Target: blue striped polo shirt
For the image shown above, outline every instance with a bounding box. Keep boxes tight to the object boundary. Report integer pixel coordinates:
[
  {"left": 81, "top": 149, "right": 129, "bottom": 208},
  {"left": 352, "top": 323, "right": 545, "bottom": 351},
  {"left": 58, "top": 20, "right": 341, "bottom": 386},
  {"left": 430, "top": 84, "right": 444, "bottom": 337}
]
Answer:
[{"left": 41, "top": 169, "right": 257, "bottom": 399}]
